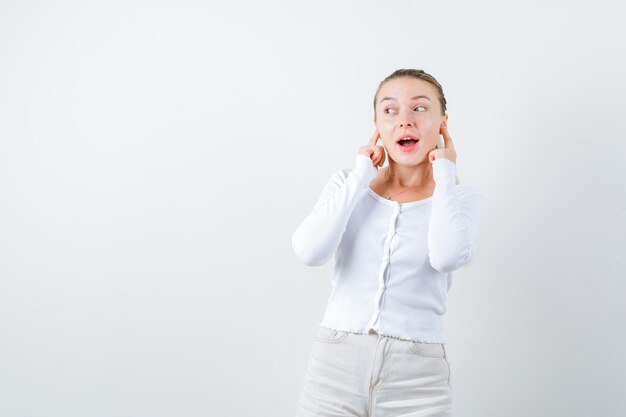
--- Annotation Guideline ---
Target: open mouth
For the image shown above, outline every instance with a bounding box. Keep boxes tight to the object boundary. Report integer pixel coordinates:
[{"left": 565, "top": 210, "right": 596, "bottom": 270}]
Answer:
[
  {"left": 397, "top": 136, "right": 419, "bottom": 151},
  {"left": 398, "top": 138, "right": 419, "bottom": 147}
]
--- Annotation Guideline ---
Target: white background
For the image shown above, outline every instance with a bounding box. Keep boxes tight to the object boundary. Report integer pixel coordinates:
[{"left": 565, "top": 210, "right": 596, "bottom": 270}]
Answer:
[{"left": 1, "top": 1, "right": 625, "bottom": 416}]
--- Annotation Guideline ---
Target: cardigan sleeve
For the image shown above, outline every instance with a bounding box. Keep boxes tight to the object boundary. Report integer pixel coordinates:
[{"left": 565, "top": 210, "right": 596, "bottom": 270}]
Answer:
[
  {"left": 291, "top": 154, "right": 378, "bottom": 266},
  {"left": 427, "top": 158, "right": 484, "bottom": 273}
]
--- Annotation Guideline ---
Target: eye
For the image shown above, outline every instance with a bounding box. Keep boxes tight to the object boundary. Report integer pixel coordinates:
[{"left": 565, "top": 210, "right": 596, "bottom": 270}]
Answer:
[
  {"left": 384, "top": 108, "right": 396, "bottom": 114},
  {"left": 414, "top": 106, "right": 427, "bottom": 112}
]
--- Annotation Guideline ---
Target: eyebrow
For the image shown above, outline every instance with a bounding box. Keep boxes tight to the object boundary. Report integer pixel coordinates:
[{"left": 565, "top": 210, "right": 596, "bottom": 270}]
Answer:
[{"left": 379, "top": 95, "right": 432, "bottom": 104}]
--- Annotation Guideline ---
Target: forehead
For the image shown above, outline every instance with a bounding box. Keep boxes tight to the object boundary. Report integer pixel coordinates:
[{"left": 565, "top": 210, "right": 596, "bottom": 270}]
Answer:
[{"left": 378, "top": 77, "right": 437, "bottom": 102}]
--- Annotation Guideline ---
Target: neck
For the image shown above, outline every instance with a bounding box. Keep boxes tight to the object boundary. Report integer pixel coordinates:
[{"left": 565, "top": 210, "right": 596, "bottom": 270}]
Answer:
[{"left": 384, "top": 159, "right": 433, "bottom": 189}]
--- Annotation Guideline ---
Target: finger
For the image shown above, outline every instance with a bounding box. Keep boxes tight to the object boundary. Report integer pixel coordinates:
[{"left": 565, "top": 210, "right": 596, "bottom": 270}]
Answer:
[
  {"left": 368, "top": 129, "right": 381, "bottom": 147},
  {"left": 440, "top": 124, "right": 454, "bottom": 149},
  {"left": 429, "top": 149, "right": 439, "bottom": 162},
  {"left": 371, "top": 147, "right": 381, "bottom": 162}
]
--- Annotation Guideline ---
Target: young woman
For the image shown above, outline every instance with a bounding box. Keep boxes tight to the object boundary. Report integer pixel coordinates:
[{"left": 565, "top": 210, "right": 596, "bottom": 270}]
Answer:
[{"left": 292, "top": 69, "right": 484, "bottom": 417}]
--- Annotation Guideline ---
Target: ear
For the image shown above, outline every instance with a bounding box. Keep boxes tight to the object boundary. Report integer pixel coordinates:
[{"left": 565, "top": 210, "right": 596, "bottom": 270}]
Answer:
[{"left": 442, "top": 114, "right": 448, "bottom": 127}]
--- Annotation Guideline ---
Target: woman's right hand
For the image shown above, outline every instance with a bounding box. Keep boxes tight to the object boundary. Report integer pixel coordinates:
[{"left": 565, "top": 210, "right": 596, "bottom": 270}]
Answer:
[{"left": 358, "top": 129, "right": 386, "bottom": 168}]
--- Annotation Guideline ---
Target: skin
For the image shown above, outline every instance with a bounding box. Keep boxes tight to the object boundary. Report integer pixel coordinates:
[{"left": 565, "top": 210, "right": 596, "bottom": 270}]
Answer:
[{"left": 358, "top": 77, "right": 457, "bottom": 200}]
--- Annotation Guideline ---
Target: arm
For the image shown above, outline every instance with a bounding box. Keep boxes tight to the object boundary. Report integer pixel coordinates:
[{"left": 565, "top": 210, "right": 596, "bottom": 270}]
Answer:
[
  {"left": 291, "top": 154, "right": 377, "bottom": 266},
  {"left": 427, "top": 158, "right": 484, "bottom": 273}
]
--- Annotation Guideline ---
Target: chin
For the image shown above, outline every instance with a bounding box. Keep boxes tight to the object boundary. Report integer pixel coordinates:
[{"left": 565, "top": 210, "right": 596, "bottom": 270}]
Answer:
[{"left": 391, "top": 154, "right": 427, "bottom": 166}]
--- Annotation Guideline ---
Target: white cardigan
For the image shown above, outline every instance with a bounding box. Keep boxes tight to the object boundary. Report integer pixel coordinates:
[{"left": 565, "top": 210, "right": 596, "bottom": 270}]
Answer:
[{"left": 292, "top": 154, "right": 484, "bottom": 343}]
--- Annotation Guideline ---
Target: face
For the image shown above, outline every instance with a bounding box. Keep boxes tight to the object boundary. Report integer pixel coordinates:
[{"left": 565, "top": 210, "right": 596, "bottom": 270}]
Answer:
[{"left": 374, "top": 77, "right": 448, "bottom": 165}]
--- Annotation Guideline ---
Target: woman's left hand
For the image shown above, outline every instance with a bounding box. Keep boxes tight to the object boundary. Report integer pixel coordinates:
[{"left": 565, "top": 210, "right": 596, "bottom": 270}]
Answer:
[{"left": 428, "top": 122, "right": 457, "bottom": 164}]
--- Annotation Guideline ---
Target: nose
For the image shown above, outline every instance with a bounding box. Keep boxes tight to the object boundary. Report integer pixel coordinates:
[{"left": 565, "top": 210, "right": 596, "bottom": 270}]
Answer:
[{"left": 398, "top": 109, "right": 415, "bottom": 128}]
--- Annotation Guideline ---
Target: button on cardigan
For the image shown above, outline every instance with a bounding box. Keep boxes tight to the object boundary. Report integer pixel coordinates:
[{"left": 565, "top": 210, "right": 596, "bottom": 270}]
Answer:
[{"left": 291, "top": 154, "right": 484, "bottom": 343}]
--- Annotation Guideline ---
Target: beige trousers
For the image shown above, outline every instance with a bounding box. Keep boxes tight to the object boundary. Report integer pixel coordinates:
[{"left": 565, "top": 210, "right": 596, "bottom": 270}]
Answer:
[{"left": 295, "top": 326, "right": 453, "bottom": 417}]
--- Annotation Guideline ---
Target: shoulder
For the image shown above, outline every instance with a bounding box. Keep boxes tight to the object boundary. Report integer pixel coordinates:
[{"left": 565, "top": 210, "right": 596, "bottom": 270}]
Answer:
[
  {"left": 338, "top": 167, "right": 352, "bottom": 178},
  {"left": 315, "top": 167, "right": 352, "bottom": 201},
  {"left": 322, "top": 155, "right": 377, "bottom": 190},
  {"left": 324, "top": 167, "right": 350, "bottom": 186},
  {"left": 329, "top": 165, "right": 362, "bottom": 182}
]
